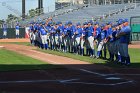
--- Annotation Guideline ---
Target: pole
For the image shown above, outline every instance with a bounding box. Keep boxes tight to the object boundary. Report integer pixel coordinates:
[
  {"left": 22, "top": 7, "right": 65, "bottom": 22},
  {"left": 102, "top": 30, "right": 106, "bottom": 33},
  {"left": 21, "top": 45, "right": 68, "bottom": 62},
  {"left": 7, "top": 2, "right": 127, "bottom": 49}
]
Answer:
[{"left": 22, "top": 0, "right": 25, "bottom": 19}]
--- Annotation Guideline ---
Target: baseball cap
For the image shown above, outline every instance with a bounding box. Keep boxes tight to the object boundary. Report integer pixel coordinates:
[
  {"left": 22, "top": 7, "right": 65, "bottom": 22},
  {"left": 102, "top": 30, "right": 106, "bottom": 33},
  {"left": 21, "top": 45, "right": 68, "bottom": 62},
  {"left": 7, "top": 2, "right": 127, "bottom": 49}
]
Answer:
[
  {"left": 123, "top": 19, "right": 128, "bottom": 23},
  {"left": 107, "top": 21, "right": 112, "bottom": 25},
  {"left": 83, "top": 22, "right": 88, "bottom": 25},
  {"left": 65, "top": 22, "right": 68, "bottom": 26},
  {"left": 94, "top": 22, "right": 99, "bottom": 25},
  {"left": 68, "top": 21, "right": 72, "bottom": 25},
  {"left": 88, "top": 20, "right": 93, "bottom": 25},
  {"left": 76, "top": 22, "right": 81, "bottom": 26},
  {"left": 48, "top": 21, "right": 53, "bottom": 25},
  {"left": 101, "top": 24, "right": 105, "bottom": 27}
]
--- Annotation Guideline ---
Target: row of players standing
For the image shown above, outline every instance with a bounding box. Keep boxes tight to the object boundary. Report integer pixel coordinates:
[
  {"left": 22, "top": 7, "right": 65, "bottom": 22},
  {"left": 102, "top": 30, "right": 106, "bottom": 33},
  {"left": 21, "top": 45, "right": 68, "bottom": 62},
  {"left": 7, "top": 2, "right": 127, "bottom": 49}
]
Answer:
[{"left": 29, "top": 18, "right": 131, "bottom": 66}]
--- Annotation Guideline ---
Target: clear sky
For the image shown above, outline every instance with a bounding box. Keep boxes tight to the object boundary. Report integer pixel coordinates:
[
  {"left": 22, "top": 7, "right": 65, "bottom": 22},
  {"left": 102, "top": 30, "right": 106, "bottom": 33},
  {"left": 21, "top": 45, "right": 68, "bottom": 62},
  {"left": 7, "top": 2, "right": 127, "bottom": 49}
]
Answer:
[{"left": 0, "top": 0, "right": 55, "bottom": 20}]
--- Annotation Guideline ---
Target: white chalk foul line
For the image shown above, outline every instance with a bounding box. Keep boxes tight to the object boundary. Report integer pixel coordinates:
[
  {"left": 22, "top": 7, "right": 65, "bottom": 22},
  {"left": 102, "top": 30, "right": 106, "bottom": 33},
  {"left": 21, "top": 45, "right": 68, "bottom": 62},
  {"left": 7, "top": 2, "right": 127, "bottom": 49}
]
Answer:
[
  {"left": 63, "top": 80, "right": 134, "bottom": 86},
  {"left": 80, "top": 69, "right": 108, "bottom": 77},
  {"left": 0, "top": 79, "right": 134, "bottom": 86},
  {"left": 0, "top": 79, "right": 79, "bottom": 84},
  {"left": 80, "top": 69, "right": 140, "bottom": 76}
]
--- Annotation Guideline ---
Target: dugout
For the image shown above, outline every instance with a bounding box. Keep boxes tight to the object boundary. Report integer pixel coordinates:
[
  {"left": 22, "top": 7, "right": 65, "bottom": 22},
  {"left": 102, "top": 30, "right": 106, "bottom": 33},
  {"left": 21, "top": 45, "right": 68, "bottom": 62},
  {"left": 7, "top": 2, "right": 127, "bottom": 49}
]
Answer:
[
  {"left": 130, "top": 16, "right": 140, "bottom": 41},
  {"left": 0, "top": 28, "right": 25, "bottom": 39}
]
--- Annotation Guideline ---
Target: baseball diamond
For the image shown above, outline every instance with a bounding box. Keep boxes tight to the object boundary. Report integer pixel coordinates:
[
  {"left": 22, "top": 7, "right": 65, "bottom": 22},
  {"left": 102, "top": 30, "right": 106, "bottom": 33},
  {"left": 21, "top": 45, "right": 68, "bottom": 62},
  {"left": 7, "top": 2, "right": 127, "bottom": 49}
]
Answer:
[{"left": 0, "top": 0, "right": 140, "bottom": 93}]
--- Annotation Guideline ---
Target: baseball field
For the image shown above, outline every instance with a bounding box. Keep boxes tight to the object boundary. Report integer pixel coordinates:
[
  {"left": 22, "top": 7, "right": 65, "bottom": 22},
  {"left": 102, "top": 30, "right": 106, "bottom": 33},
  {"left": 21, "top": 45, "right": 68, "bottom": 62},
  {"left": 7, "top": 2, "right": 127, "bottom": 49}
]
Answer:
[{"left": 0, "top": 39, "right": 140, "bottom": 93}]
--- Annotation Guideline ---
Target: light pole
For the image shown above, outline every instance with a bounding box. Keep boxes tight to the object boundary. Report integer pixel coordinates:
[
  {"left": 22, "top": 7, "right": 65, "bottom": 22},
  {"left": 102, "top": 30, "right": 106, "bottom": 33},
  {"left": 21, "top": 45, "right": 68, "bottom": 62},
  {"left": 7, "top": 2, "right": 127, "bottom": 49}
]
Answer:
[{"left": 22, "top": 0, "right": 25, "bottom": 19}]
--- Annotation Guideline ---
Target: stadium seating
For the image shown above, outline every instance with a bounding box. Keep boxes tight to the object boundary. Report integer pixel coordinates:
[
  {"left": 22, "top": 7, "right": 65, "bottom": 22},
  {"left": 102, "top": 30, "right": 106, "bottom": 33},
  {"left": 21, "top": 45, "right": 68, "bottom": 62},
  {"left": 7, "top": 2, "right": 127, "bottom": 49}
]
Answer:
[
  {"left": 20, "top": 3, "right": 139, "bottom": 25},
  {"left": 103, "top": 4, "right": 140, "bottom": 23},
  {"left": 53, "top": 3, "right": 136, "bottom": 24}
]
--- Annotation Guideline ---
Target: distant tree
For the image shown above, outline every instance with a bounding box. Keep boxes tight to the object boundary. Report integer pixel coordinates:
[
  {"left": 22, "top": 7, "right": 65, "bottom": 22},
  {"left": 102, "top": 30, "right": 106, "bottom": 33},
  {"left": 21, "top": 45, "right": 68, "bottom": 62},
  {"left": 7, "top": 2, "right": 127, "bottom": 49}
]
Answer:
[
  {"left": 29, "top": 9, "right": 36, "bottom": 17},
  {"left": 0, "top": 19, "right": 4, "bottom": 25}
]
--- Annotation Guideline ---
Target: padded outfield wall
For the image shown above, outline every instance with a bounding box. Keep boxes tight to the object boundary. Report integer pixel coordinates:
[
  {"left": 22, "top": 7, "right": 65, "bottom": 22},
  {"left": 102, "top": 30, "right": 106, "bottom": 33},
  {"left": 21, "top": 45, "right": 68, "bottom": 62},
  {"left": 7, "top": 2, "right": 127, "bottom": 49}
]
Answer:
[
  {"left": 0, "top": 28, "right": 25, "bottom": 39},
  {"left": 130, "top": 16, "right": 140, "bottom": 41}
]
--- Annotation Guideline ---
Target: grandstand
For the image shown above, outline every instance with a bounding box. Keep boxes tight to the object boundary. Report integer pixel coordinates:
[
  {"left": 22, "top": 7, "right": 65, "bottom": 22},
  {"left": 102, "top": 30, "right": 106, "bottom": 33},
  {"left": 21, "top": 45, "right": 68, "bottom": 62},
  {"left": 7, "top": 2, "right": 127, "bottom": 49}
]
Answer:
[
  {"left": 53, "top": 4, "right": 136, "bottom": 24},
  {"left": 20, "top": 1, "right": 139, "bottom": 25}
]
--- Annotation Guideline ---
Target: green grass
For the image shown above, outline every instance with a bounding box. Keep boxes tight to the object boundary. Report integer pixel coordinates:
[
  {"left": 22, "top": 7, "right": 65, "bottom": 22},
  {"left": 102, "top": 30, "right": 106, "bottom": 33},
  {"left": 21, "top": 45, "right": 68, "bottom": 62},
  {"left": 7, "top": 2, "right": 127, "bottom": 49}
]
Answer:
[
  {"left": 0, "top": 42, "right": 31, "bottom": 46},
  {"left": 3, "top": 42, "right": 140, "bottom": 68},
  {"left": 0, "top": 49, "right": 58, "bottom": 71},
  {"left": 37, "top": 48, "right": 105, "bottom": 63},
  {"left": 37, "top": 48, "right": 140, "bottom": 68}
]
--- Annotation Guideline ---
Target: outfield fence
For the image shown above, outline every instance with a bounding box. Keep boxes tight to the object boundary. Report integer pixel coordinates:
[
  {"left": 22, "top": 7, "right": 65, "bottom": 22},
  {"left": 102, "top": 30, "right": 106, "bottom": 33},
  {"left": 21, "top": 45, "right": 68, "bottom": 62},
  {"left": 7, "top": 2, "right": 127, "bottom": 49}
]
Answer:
[
  {"left": 0, "top": 28, "right": 25, "bottom": 39},
  {"left": 130, "top": 16, "right": 140, "bottom": 41}
]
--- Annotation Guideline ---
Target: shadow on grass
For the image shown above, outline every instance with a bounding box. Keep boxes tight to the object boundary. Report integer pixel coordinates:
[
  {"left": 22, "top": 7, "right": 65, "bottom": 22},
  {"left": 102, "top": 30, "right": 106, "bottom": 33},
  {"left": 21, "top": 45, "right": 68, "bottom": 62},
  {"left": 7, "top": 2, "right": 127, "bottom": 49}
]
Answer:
[
  {"left": 0, "top": 62, "right": 140, "bottom": 72},
  {"left": 0, "top": 64, "right": 63, "bottom": 72},
  {"left": 95, "top": 60, "right": 140, "bottom": 68}
]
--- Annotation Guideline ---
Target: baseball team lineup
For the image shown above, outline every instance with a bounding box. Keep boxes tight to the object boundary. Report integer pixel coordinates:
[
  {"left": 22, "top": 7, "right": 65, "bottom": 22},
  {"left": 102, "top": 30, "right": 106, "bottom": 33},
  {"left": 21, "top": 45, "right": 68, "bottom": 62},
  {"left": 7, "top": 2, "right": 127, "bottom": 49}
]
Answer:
[{"left": 27, "top": 17, "right": 131, "bottom": 66}]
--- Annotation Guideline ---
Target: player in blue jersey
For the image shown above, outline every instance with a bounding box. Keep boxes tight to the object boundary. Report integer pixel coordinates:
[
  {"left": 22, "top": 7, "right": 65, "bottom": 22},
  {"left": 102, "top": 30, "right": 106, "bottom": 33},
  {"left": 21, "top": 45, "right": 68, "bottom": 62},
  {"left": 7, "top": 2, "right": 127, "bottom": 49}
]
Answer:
[
  {"left": 53, "top": 23, "right": 60, "bottom": 50},
  {"left": 2, "top": 23, "right": 7, "bottom": 39},
  {"left": 66, "top": 21, "right": 73, "bottom": 53},
  {"left": 34, "top": 22, "right": 40, "bottom": 47},
  {"left": 39, "top": 22, "right": 48, "bottom": 49},
  {"left": 62, "top": 22, "right": 69, "bottom": 52},
  {"left": 94, "top": 22, "right": 101, "bottom": 58},
  {"left": 29, "top": 22, "right": 35, "bottom": 44},
  {"left": 57, "top": 21, "right": 64, "bottom": 51},
  {"left": 109, "top": 24, "right": 118, "bottom": 62},
  {"left": 106, "top": 22, "right": 113, "bottom": 61},
  {"left": 86, "top": 21, "right": 95, "bottom": 58},
  {"left": 96, "top": 24, "right": 107, "bottom": 59},
  {"left": 15, "top": 23, "right": 20, "bottom": 38},
  {"left": 47, "top": 22, "right": 55, "bottom": 50},
  {"left": 83, "top": 22, "right": 90, "bottom": 56},
  {"left": 74, "top": 22, "right": 83, "bottom": 54},
  {"left": 117, "top": 19, "right": 131, "bottom": 66}
]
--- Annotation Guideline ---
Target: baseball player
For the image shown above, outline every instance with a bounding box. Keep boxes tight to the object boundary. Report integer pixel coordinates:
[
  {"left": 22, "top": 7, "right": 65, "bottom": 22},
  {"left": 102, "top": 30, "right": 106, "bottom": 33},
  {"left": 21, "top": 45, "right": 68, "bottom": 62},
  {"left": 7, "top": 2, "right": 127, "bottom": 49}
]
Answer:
[
  {"left": 86, "top": 21, "right": 95, "bottom": 58},
  {"left": 57, "top": 21, "right": 64, "bottom": 51},
  {"left": 47, "top": 22, "right": 54, "bottom": 50},
  {"left": 34, "top": 22, "right": 40, "bottom": 47},
  {"left": 74, "top": 22, "right": 83, "bottom": 54},
  {"left": 117, "top": 19, "right": 131, "bottom": 66},
  {"left": 106, "top": 22, "right": 113, "bottom": 61},
  {"left": 70, "top": 22, "right": 76, "bottom": 53},
  {"left": 66, "top": 21, "right": 74, "bottom": 53},
  {"left": 62, "top": 22, "right": 69, "bottom": 52},
  {"left": 109, "top": 24, "right": 118, "bottom": 62},
  {"left": 39, "top": 22, "right": 48, "bottom": 49},
  {"left": 15, "top": 23, "right": 20, "bottom": 38},
  {"left": 96, "top": 24, "right": 107, "bottom": 59},
  {"left": 80, "top": 22, "right": 88, "bottom": 56},
  {"left": 2, "top": 23, "right": 7, "bottom": 39},
  {"left": 29, "top": 22, "right": 35, "bottom": 44},
  {"left": 94, "top": 22, "right": 102, "bottom": 58},
  {"left": 113, "top": 21, "right": 122, "bottom": 63},
  {"left": 53, "top": 23, "right": 60, "bottom": 50}
]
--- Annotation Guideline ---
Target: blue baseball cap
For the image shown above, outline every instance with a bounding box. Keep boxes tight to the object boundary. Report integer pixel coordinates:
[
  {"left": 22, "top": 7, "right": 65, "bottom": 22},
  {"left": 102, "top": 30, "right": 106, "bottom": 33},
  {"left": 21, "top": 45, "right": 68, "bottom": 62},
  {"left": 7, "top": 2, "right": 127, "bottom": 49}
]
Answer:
[
  {"left": 42, "top": 22, "right": 46, "bottom": 25},
  {"left": 48, "top": 21, "right": 53, "bottom": 25},
  {"left": 76, "top": 22, "right": 81, "bottom": 26},
  {"left": 65, "top": 22, "right": 68, "bottom": 26},
  {"left": 117, "top": 21, "right": 123, "bottom": 25},
  {"left": 88, "top": 20, "right": 93, "bottom": 25},
  {"left": 107, "top": 21, "right": 112, "bottom": 25},
  {"left": 59, "top": 21, "right": 62, "bottom": 24},
  {"left": 83, "top": 22, "right": 88, "bottom": 25},
  {"left": 56, "top": 21, "right": 60, "bottom": 25},
  {"left": 68, "top": 21, "right": 72, "bottom": 25},
  {"left": 29, "top": 22, "right": 33, "bottom": 24},
  {"left": 123, "top": 19, "right": 128, "bottom": 23},
  {"left": 101, "top": 24, "right": 105, "bottom": 27},
  {"left": 112, "top": 24, "right": 117, "bottom": 28},
  {"left": 36, "top": 22, "right": 39, "bottom": 24},
  {"left": 94, "top": 22, "right": 99, "bottom": 25}
]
